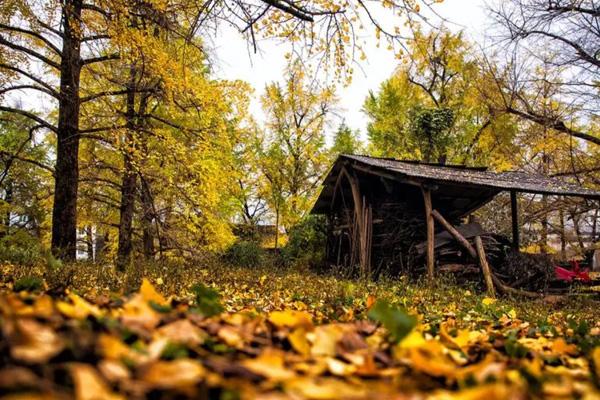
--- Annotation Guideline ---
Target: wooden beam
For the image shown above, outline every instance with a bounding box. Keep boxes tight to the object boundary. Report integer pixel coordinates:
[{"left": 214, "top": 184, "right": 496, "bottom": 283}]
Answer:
[
  {"left": 422, "top": 188, "right": 435, "bottom": 281},
  {"left": 475, "top": 236, "right": 496, "bottom": 297},
  {"left": 510, "top": 190, "right": 519, "bottom": 251},
  {"left": 431, "top": 209, "right": 477, "bottom": 259}
]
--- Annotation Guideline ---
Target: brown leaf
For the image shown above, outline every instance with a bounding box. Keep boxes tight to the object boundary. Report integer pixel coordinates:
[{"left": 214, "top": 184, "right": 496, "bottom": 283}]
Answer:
[{"left": 0, "top": 366, "right": 39, "bottom": 390}]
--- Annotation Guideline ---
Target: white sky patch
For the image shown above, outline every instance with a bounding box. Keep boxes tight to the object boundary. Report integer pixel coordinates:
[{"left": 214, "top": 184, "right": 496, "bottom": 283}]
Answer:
[{"left": 211, "top": 0, "right": 489, "bottom": 139}]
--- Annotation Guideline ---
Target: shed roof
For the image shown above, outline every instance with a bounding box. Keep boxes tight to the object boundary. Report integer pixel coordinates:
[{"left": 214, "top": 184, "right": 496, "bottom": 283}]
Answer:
[{"left": 312, "top": 155, "right": 600, "bottom": 214}]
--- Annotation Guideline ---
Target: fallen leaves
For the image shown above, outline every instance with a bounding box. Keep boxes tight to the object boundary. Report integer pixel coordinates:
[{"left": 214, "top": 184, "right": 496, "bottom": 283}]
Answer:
[
  {"left": 4, "top": 318, "right": 64, "bottom": 364},
  {"left": 0, "top": 279, "right": 599, "bottom": 399}
]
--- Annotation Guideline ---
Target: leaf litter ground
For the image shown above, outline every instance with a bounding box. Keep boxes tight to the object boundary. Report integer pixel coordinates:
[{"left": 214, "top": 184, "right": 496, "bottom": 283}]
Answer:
[{"left": 0, "top": 262, "right": 600, "bottom": 399}]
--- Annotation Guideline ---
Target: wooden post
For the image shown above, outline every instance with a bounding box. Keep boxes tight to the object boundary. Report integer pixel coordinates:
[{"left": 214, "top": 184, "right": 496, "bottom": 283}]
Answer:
[
  {"left": 475, "top": 236, "right": 496, "bottom": 297},
  {"left": 510, "top": 190, "right": 519, "bottom": 251},
  {"left": 431, "top": 210, "right": 477, "bottom": 259},
  {"left": 422, "top": 188, "right": 435, "bottom": 281}
]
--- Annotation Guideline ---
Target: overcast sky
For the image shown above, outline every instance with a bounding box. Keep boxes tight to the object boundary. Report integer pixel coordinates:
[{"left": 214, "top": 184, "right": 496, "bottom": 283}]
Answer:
[{"left": 211, "top": 0, "right": 490, "bottom": 138}]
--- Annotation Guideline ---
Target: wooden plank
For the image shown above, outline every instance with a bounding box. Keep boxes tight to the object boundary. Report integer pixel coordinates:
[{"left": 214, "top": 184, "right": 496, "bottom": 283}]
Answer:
[
  {"left": 422, "top": 188, "right": 435, "bottom": 281},
  {"left": 510, "top": 190, "right": 519, "bottom": 251},
  {"left": 475, "top": 236, "right": 496, "bottom": 297},
  {"left": 431, "top": 209, "right": 477, "bottom": 259}
]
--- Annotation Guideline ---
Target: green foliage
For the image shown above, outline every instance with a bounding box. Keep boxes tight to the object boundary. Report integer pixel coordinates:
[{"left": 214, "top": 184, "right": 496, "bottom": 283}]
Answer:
[
  {"left": 281, "top": 215, "right": 326, "bottom": 267},
  {"left": 0, "top": 231, "right": 43, "bottom": 266},
  {"left": 225, "top": 241, "right": 265, "bottom": 268},
  {"left": 363, "top": 28, "right": 518, "bottom": 168},
  {"left": 259, "top": 64, "right": 335, "bottom": 229},
  {"left": 367, "top": 300, "right": 417, "bottom": 343},
  {"left": 504, "top": 330, "right": 529, "bottom": 358},
  {"left": 330, "top": 121, "right": 362, "bottom": 156},
  {"left": 14, "top": 276, "right": 43, "bottom": 292},
  {"left": 191, "top": 283, "right": 225, "bottom": 317},
  {"left": 410, "top": 107, "right": 455, "bottom": 162}
]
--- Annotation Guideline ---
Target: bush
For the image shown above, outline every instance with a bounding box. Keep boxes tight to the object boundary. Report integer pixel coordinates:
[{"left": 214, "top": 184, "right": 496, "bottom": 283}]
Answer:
[
  {"left": 281, "top": 215, "right": 326, "bottom": 268},
  {"left": 224, "top": 241, "right": 264, "bottom": 268},
  {"left": 14, "top": 276, "right": 43, "bottom": 292},
  {"left": 0, "top": 230, "right": 44, "bottom": 266}
]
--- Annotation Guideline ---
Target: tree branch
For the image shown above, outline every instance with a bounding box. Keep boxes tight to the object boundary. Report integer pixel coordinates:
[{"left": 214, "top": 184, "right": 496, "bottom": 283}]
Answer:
[
  {"left": 81, "top": 53, "right": 120, "bottom": 66},
  {"left": 505, "top": 106, "right": 600, "bottom": 146},
  {"left": 0, "top": 23, "right": 62, "bottom": 55},
  {"left": 0, "top": 34, "right": 60, "bottom": 69},
  {"left": 0, "top": 106, "right": 57, "bottom": 133},
  {"left": 0, "top": 84, "right": 59, "bottom": 99},
  {"left": 0, "top": 63, "right": 59, "bottom": 96},
  {"left": 0, "top": 150, "right": 54, "bottom": 175}
]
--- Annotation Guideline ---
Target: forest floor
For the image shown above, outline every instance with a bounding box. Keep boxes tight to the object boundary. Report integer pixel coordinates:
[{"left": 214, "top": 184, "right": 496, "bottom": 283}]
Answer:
[{"left": 0, "top": 261, "right": 599, "bottom": 399}]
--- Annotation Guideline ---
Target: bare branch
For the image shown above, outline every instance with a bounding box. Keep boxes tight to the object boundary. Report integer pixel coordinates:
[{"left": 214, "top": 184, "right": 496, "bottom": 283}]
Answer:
[
  {"left": 0, "top": 23, "right": 62, "bottom": 55},
  {"left": 0, "top": 34, "right": 60, "bottom": 69}
]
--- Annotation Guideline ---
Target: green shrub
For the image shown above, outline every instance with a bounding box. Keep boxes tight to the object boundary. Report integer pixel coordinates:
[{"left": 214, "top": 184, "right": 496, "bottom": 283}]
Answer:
[
  {"left": 281, "top": 215, "right": 326, "bottom": 267},
  {"left": 14, "top": 276, "right": 43, "bottom": 292},
  {"left": 224, "top": 241, "right": 264, "bottom": 268},
  {"left": 0, "top": 230, "right": 43, "bottom": 266}
]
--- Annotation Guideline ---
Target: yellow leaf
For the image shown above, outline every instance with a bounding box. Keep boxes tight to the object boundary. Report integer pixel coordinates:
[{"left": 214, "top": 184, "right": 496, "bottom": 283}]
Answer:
[
  {"left": 268, "top": 310, "right": 313, "bottom": 329},
  {"left": 326, "top": 357, "right": 356, "bottom": 376},
  {"left": 57, "top": 292, "right": 103, "bottom": 319},
  {"left": 71, "top": 363, "right": 124, "bottom": 400},
  {"left": 482, "top": 297, "right": 496, "bottom": 306},
  {"left": 140, "top": 278, "right": 167, "bottom": 305},
  {"left": 551, "top": 338, "right": 578, "bottom": 356},
  {"left": 156, "top": 319, "right": 206, "bottom": 346},
  {"left": 289, "top": 327, "right": 311, "bottom": 356},
  {"left": 310, "top": 325, "right": 345, "bottom": 357},
  {"left": 242, "top": 349, "right": 296, "bottom": 381},
  {"left": 142, "top": 359, "right": 206, "bottom": 388},
  {"left": 396, "top": 330, "right": 426, "bottom": 350},
  {"left": 285, "top": 377, "right": 366, "bottom": 399}
]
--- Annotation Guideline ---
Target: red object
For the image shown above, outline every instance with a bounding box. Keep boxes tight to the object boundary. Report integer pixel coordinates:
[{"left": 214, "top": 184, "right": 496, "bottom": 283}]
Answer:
[{"left": 555, "top": 260, "right": 591, "bottom": 282}]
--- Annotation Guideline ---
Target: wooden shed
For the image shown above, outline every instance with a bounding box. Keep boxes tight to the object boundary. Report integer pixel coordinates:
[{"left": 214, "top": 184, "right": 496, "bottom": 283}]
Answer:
[{"left": 311, "top": 155, "right": 600, "bottom": 283}]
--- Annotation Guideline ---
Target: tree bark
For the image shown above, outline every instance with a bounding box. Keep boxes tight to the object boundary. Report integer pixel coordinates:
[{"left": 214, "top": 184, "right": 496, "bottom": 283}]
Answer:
[
  {"left": 95, "top": 230, "right": 108, "bottom": 262},
  {"left": 559, "top": 208, "right": 566, "bottom": 259},
  {"left": 116, "top": 63, "right": 138, "bottom": 272},
  {"left": 1, "top": 182, "right": 12, "bottom": 238},
  {"left": 51, "top": 0, "right": 83, "bottom": 260},
  {"left": 140, "top": 176, "right": 154, "bottom": 259}
]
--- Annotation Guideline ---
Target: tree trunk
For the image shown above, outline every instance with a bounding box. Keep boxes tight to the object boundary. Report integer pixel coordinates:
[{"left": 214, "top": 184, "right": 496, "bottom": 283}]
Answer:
[
  {"left": 540, "top": 195, "right": 548, "bottom": 254},
  {"left": 571, "top": 211, "right": 585, "bottom": 254},
  {"left": 84, "top": 226, "right": 94, "bottom": 261},
  {"left": 95, "top": 230, "right": 108, "bottom": 262},
  {"left": 140, "top": 176, "right": 154, "bottom": 259},
  {"left": 51, "top": 0, "right": 83, "bottom": 260},
  {"left": 559, "top": 208, "right": 566, "bottom": 259},
  {"left": 1, "top": 182, "right": 12, "bottom": 238},
  {"left": 274, "top": 208, "right": 279, "bottom": 250},
  {"left": 116, "top": 64, "right": 138, "bottom": 272}
]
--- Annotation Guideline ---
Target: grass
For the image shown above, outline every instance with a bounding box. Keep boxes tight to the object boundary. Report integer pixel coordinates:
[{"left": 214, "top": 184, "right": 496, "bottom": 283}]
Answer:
[{"left": 1, "top": 257, "right": 598, "bottom": 332}]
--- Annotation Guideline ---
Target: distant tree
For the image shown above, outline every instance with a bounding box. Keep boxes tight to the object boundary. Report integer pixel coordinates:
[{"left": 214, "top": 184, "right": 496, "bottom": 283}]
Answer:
[
  {"left": 364, "top": 28, "right": 518, "bottom": 167},
  {"left": 1, "top": 0, "right": 434, "bottom": 260},
  {"left": 260, "top": 65, "right": 336, "bottom": 234},
  {"left": 331, "top": 121, "right": 363, "bottom": 156},
  {"left": 0, "top": 113, "right": 52, "bottom": 240}
]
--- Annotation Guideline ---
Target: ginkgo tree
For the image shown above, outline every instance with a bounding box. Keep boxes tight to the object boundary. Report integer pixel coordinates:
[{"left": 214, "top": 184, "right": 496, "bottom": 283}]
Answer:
[
  {"left": 259, "top": 64, "right": 336, "bottom": 235},
  {"left": 364, "top": 28, "right": 518, "bottom": 168},
  {"left": 0, "top": 0, "right": 436, "bottom": 261}
]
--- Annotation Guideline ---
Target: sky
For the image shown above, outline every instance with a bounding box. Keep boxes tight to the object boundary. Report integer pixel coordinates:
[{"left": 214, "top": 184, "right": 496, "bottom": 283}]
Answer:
[{"left": 211, "top": 0, "right": 489, "bottom": 138}]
